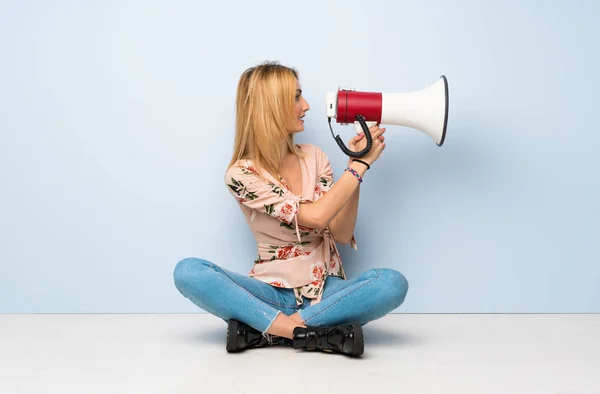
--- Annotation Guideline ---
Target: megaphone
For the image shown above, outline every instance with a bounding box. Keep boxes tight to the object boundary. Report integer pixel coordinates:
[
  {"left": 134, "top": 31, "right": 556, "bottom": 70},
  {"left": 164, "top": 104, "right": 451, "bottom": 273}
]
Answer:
[{"left": 325, "top": 75, "right": 449, "bottom": 157}]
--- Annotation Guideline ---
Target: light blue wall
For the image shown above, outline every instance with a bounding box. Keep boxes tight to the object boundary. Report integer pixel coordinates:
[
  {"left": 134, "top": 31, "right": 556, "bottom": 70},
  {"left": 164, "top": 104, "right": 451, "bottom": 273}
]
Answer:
[{"left": 1, "top": 0, "right": 598, "bottom": 313}]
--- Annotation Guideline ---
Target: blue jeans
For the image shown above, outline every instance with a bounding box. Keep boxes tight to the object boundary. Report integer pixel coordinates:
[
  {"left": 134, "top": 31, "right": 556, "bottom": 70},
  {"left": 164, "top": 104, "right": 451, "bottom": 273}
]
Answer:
[{"left": 173, "top": 257, "right": 409, "bottom": 334}]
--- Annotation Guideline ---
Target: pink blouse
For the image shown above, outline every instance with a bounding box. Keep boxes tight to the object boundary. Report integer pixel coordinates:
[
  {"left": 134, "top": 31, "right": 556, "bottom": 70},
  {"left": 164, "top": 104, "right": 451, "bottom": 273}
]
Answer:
[{"left": 224, "top": 143, "right": 357, "bottom": 306}]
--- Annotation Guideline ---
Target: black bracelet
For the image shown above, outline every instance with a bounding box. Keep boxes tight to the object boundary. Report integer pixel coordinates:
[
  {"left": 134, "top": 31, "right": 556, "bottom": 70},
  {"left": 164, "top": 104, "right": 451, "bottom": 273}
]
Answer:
[{"left": 352, "top": 159, "right": 371, "bottom": 170}]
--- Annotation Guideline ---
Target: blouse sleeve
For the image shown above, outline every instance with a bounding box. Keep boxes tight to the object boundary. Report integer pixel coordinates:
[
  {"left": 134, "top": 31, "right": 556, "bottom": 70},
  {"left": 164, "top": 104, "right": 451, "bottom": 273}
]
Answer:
[
  {"left": 313, "top": 145, "right": 333, "bottom": 195},
  {"left": 225, "top": 162, "right": 300, "bottom": 225},
  {"left": 313, "top": 145, "right": 359, "bottom": 250}
]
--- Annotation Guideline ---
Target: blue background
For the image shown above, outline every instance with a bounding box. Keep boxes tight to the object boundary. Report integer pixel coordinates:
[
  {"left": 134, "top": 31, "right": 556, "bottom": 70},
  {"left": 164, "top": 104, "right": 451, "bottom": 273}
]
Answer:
[{"left": 1, "top": 0, "right": 598, "bottom": 313}]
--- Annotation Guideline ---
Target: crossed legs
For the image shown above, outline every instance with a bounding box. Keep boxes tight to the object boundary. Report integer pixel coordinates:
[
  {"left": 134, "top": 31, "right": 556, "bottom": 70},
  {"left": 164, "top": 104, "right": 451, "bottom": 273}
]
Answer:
[{"left": 173, "top": 258, "right": 408, "bottom": 340}]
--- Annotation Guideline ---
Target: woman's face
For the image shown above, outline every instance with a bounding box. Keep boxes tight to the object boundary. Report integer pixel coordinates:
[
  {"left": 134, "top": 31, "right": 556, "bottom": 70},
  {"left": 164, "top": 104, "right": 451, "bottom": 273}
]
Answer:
[{"left": 287, "top": 79, "right": 310, "bottom": 134}]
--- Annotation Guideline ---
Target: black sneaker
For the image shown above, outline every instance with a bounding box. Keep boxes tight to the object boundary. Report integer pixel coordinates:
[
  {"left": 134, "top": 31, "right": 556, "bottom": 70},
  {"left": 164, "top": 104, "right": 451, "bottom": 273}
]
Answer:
[
  {"left": 292, "top": 324, "right": 364, "bottom": 357},
  {"left": 226, "top": 320, "right": 282, "bottom": 352}
]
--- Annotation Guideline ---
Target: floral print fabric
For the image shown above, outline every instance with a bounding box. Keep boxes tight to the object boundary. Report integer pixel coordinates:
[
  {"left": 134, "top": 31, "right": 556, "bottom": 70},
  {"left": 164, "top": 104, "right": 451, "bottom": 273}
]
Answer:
[{"left": 224, "top": 144, "right": 357, "bottom": 306}]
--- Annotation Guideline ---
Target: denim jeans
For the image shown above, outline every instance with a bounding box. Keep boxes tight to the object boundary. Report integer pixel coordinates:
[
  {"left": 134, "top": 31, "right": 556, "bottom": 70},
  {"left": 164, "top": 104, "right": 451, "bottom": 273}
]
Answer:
[{"left": 173, "top": 257, "right": 409, "bottom": 334}]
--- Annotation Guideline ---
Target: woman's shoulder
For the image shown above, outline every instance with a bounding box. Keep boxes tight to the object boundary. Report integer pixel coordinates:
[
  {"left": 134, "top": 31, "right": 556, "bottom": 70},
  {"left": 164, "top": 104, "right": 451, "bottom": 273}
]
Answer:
[{"left": 224, "top": 159, "right": 257, "bottom": 180}]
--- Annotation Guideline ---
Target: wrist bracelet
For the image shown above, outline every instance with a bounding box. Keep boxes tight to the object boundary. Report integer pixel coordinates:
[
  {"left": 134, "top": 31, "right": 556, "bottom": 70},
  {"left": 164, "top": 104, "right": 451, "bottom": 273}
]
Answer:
[
  {"left": 345, "top": 167, "right": 363, "bottom": 183},
  {"left": 352, "top": 159, "right": 370, "bottom": 170}
]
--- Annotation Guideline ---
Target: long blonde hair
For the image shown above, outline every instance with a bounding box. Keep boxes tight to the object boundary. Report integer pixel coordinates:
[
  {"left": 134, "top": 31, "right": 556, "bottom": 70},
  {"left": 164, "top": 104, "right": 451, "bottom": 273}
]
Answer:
[{"left": 228, "top": 61, "right": 304, "bottom": 180}]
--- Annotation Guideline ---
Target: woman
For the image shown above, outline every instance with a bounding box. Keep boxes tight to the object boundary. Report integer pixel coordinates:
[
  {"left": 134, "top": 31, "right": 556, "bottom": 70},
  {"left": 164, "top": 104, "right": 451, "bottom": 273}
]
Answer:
[{"left": 173, "top": 61, "right": 409, "bottom": 357}]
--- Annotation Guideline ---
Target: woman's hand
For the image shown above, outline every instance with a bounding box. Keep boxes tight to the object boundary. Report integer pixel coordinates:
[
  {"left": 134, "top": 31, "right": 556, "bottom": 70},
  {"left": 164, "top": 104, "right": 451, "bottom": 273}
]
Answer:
[{"left": 347, "top": 124, "right": 386, "bottom": 167}]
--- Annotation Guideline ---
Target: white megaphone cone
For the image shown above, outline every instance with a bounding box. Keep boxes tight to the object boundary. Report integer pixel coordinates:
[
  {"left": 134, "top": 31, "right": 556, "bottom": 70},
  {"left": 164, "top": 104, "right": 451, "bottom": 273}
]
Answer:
[{"left": 326, "top": 76, "right": 449, "bottom": 158}]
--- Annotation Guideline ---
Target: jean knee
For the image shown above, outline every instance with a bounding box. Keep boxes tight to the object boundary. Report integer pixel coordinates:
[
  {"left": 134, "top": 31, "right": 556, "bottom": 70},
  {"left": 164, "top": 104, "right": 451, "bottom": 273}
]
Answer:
[
  {"left": 378, "top": 268, "right": 409, "bottom": 308},
  {"left": 357, "top": 268, "right": 380, "bottom": 281},
  {"left": 173, "top": 257, "right": 214, "bottom": 293}
]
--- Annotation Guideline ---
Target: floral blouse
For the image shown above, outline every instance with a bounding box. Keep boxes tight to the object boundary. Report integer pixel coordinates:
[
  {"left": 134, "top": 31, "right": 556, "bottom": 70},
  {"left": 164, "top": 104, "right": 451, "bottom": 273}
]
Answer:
[{"left": 224, "top": 143, "right": 358, "bottom": 306}]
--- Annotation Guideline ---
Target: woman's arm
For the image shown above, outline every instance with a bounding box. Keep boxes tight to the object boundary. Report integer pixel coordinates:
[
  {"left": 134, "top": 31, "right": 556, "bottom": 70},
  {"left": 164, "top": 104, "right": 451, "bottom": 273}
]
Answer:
[
  {"left": 296, "top": 126, "right": 385, "bottom": 233},
  {"left": 328, "top": 186, "right": 360, "bottom": 244},
  {"left": 296, "top": 160, "right": 366, "bottom": 230},
  {"left": 321, "top": 128, "right": 384, "bottom": 243}
]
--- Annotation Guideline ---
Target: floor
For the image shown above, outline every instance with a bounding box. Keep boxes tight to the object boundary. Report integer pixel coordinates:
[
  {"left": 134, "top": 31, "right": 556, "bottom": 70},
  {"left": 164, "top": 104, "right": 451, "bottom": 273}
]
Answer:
[{"left": 0, "top": 314, "right": 598, "bottom": 394}]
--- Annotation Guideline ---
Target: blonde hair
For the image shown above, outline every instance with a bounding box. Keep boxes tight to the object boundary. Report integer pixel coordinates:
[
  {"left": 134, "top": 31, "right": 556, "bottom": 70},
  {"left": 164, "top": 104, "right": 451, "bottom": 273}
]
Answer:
[{"left": 228, "top": 61, "right": 304, "bottom": 180}]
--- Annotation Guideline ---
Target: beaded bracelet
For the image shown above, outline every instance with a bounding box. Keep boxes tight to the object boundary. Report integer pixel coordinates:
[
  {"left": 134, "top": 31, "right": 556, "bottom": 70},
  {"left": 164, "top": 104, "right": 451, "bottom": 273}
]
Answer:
[{"left": 345, "top": 167, "right": 363, "bottom": 183}]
